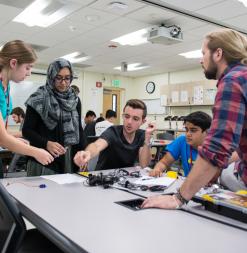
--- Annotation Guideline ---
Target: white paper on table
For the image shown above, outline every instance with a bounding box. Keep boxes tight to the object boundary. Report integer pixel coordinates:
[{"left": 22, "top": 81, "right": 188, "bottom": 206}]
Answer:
[
  {"left": 134, "top": 176, "right": 176, "bottom": 187},
  {"left": 41, "top": 174, "right": 85, "bottom": 184}
]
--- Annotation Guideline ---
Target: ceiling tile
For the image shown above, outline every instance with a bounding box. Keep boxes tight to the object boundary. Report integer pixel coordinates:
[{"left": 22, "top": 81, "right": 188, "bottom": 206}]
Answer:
[{"left": 196, "top": 0, "right": 247, "bottom": 20}]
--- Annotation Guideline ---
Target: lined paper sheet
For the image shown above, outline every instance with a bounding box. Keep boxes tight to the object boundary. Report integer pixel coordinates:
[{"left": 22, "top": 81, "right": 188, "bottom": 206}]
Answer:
[{"left": 134, "top": 176, "right": 176, "bottom": 187}]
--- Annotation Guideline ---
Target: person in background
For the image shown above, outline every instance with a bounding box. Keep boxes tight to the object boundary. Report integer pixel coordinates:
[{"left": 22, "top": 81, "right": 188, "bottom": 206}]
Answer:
[
  {"left": 0, "top": 40, "right": 53, "bottom": 178},
  {"left": 82, "top": 110, "right": 96, "bottom": 129},
  {"left": 10, "top": 107, "right": 25, "bottom": 138},
  {"left": 96, "top": 116, "right": 105, "bottom": 123},
  {"left": 22, "top": 58, "right": 85, "bottom": 176},
  {"left": 71, "top": 85, "right": 80, "bottom": 96},
  {"left": 74, "top": 99, "right": 155, "bottom": 171},
  {"left": 142, "top": 28, "right": 247, "bottom": 209},
  {"left": 84, "top": 116, "right": 104, "bottom": 138},
  {"left": 9, "top": 107, "right": 29, "bottom": 172},
  {"left": 95, "top": 109, "right": 117, "bottom": 136},
  {"left": 150, "top": 111, "right": 212, "bottom": 177}
]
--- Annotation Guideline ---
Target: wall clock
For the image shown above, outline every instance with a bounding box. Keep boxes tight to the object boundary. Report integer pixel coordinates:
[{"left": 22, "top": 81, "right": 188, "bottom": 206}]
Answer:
[{"left": 146, "top": 81, "right": 155, "bottom": 94}]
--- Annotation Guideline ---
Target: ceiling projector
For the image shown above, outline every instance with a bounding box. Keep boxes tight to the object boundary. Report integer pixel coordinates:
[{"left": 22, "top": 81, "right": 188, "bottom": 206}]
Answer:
[{"left": 147, "top": 25, "right": 183, "bottom": 45}]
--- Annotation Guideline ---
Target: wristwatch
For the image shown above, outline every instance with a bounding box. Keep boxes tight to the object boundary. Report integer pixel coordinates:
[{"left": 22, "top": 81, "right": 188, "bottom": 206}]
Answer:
[{"left": 174, "top": 188, "right": 189, "bottom": 207}]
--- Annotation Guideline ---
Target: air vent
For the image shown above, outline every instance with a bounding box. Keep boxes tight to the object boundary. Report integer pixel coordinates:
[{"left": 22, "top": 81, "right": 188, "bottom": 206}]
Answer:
[{"left": 29, "top": 43, "right": 49, "bottom": 52}]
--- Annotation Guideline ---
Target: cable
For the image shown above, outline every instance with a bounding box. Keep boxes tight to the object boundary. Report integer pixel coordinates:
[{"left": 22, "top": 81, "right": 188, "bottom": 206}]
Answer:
[{"left": 5, "top": 181, "right": 47, "bottom": 188}]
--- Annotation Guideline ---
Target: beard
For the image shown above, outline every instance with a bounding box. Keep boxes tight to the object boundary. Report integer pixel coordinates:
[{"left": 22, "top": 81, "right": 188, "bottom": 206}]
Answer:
[{"left": 203, "top": 55, "right": 218, "bottom": 80}]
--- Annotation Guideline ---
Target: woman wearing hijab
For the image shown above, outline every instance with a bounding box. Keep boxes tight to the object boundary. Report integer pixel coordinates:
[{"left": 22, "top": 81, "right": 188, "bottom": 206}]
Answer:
[{"left": 22, "top": 58, "right": 85, "bottom": 176}]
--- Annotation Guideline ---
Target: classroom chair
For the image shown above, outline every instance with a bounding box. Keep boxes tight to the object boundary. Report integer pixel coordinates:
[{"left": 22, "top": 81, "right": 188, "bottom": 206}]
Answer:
[{"left": 0, "top": 182, "right": 63, "bottom": 253}]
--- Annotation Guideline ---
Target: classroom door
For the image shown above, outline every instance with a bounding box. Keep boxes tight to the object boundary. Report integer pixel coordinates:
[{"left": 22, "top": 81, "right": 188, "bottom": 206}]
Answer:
[{"left": 103, "top": 88, "right": 121, "bottom": 124}]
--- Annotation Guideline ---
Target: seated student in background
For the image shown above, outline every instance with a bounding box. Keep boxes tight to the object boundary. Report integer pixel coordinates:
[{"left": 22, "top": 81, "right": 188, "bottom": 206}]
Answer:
[
  {"left": 9, "top": 107, "right": 25, "bottom": 138},
  {"left": 96, "top": 116, "right": 105, "bottom": 123},
  {"left": 84, "top": 116, "right": 104, "bottom": 138},
  {"left": 82, "top": 110, "right": 96, "bottom": 129},
  {"left": 23, "top": 58, "right": 85, "bottom": 176},
  {"left": 95, "top": 109, "right": 117, "bottom": 136},
  {"left": 74, "top": 99, "right": 155, "bottom": 170},
  {"left": 9, "top": 107, "right": 29, "bottom": 172},
  {"left": 150, "top": 111, "right": 212, "bottom": 177}
]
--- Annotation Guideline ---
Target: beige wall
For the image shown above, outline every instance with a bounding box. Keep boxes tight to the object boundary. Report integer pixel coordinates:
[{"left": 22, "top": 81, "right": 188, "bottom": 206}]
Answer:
[
  {"left": 11, "top": 66, "right": 213, "bottom": 130},
  {"left": 169, "top": 68, "right": 206, "bottom": 84},
  {"left": 132, "top": 73, "right": 169, "bottom": 100},
  {"left": 131, "top": 68, "right": 213, "bottom": 129},
  {"left": 81, "top": 71, "right": 133, "bottom": 118}
]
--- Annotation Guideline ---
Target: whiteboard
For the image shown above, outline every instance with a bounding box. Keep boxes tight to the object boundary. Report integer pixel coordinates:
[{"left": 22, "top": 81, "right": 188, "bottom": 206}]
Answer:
[
  {"left": 142, "top": 99, "right": 167, "bottom": 115},
  {"left": 10, "top": 80, "right": 44, "bottom": 108},
  {"left": 8, "top": 80, "right": 44, "bottom": 125}
]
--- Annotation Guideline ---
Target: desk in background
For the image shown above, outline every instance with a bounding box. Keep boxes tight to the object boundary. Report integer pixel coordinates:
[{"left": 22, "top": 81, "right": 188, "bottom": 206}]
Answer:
[
  {"left": 0, "top": 148, "right": 13, "bottom": 160},
  {"left": 151, "top": 139, "right": 172, "bottom": 164},
  {"left": 0, "top": 149, "right": 13, "bottom": 178},
  {"left": 155, "top": 128, "right": 185, "bottom": 138},
  {"left": 1, "top": 174, "right": 246, "bottom": 253}
]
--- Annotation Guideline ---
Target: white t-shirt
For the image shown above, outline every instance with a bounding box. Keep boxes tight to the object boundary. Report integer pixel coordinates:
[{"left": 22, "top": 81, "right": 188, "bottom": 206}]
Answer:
[{"left": 95, "top": 120, "right": 113, "bottom": 136}]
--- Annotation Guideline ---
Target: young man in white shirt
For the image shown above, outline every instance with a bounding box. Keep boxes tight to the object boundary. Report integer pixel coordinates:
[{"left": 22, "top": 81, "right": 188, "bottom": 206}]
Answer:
[{"left": 95, "top": 109, "right": 116, "bottom": 136}]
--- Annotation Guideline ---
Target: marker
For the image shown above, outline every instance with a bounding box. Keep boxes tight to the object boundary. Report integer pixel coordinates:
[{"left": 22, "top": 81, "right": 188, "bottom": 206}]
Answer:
[{"left": 141, "top": 177, "right": 153, "bottom": 181}]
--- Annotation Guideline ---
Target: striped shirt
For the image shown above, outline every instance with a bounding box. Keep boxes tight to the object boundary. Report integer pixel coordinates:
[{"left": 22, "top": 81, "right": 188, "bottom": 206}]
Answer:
[{"left": 198, "top": 62, "right": 247, "bottom": 186}]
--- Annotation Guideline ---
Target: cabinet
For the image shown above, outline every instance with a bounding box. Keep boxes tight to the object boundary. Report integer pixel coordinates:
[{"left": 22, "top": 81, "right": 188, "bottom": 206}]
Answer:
[
  {"left": 202, "top": 80, "right": 217, "bottom": 105},
  {"left": 169, "top": 83, "right": 181, "bottom": 106},
  {"left": 160, "top": 80, "right": 217, "bottom": 107}
]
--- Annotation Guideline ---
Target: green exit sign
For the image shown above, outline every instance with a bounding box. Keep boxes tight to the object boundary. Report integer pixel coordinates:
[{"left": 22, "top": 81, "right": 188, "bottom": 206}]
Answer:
[{"left": 112, "top": 79, "right": 120, "bottom": 87}]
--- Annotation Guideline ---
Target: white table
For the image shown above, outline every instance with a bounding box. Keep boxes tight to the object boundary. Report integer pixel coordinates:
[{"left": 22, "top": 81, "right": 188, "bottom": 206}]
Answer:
[{"left": 1, "top": 175, "right": 246, "bottom": 253}]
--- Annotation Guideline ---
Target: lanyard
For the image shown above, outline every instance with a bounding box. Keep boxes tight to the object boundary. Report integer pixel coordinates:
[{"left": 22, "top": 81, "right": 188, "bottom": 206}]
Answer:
[
  {"left": 0, "top": 80, "right": 10, "bottom": 129},
  {"left": 5, "top": 87, "right": 10, "bottom": 129},
  {"left": 189, "top": 146, "right": 193, "bottom": 168}
]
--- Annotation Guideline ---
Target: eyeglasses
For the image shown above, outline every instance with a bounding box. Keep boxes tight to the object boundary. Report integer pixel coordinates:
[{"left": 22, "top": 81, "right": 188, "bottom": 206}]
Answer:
[{"left": 55, "top": 75, "right": 72, "bottom": 83}]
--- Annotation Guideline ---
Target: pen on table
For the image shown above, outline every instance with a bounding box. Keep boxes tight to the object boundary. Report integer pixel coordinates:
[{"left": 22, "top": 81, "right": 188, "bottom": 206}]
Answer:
[
  {"left": 141, "top": 177, "right": 153, "bottom": 181},
  {"left": 80, "top": 163, "right": 88, "bottom": 172}
]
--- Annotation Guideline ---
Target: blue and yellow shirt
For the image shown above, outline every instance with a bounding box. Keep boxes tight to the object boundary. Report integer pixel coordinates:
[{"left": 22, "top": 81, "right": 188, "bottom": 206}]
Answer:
[
  {"left": 0, "top": 80, "right": 13, "bottom": 121},
  {"left": 165, "top": 135, "right": 198, "bottom": 177}
]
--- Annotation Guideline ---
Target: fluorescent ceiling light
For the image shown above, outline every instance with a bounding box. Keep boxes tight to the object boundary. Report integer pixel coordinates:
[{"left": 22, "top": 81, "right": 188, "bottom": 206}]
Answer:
[
  {"left": 111, "top": 28, "right": 149, "bottom": 46},
  {"left": 179, "top": 49, "right": 202, "bottom": 59},
  {"left": 108, "top": 2, "right": 128, "bottom": 11},
  {"left": 61, "top": 52, "right": 90, "bottom": 63},
  {"left": 114, "top": 63, "right": 149, "bottom": 71},
  {"left": 238, "top": 0, "right": 247, "bottom": 7},
  {"left": 13, "top": 0, "right": 79, "bottom": 27}
]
